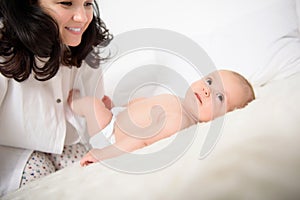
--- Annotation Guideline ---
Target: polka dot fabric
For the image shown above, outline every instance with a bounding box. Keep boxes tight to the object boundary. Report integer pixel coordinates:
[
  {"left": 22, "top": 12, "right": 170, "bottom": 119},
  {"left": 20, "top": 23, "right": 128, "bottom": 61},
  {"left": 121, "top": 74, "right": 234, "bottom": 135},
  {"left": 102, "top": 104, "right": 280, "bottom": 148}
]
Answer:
[
  {"left": 47, "top": 143, "right": 87, "bottom": 170},
  {"left": 20, "top": 143, "right": 87, "bottom": 187},
  {"left": 20, "top": 151, "right": 55, "bottom": 187}
]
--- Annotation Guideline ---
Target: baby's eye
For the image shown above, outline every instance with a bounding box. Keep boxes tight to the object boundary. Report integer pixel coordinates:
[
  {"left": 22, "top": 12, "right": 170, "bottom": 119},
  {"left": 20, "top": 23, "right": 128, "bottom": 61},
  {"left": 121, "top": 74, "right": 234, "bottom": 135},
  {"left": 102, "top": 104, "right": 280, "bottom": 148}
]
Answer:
[
  {"left": 217, "top": 93, "right": 224, "bottom": 102},
  {"left": 205, "top": 78, "right": 212, "bottom": 85},
  {"left": 59, "top": 1, "right": 72, "bottom": 6}
]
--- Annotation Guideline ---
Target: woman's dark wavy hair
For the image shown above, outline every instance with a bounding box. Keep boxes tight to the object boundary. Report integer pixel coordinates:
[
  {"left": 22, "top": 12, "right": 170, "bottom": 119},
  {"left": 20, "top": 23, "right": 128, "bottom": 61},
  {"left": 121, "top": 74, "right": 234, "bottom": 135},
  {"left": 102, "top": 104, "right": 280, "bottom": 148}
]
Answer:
[{"left": 0, "top": 0, "right": 112, "bottom": 82}]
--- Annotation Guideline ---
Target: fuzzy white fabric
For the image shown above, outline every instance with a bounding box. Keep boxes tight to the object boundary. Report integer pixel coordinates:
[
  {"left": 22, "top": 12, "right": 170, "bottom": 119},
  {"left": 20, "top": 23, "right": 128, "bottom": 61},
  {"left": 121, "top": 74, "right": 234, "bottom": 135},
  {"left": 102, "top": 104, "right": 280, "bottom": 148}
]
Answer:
[{"left": 3, "top": 72, "right": 300, "bottom": 200}]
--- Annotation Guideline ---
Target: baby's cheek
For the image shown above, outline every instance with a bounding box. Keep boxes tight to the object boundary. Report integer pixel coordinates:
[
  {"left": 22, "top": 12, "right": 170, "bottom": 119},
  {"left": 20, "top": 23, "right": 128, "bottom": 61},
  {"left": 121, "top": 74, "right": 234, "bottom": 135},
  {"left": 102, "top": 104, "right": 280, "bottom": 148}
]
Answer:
[{"left": 198, "top": 108, "right": 213, "bottom": 122}]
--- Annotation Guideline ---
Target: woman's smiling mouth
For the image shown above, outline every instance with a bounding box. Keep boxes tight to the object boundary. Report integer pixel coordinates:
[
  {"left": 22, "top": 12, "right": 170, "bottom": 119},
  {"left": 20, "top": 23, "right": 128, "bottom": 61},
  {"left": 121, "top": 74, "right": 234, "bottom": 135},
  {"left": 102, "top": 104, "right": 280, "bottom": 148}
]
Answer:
[{"left": 65, "top": 27, "right": 82, "bottom": 33}]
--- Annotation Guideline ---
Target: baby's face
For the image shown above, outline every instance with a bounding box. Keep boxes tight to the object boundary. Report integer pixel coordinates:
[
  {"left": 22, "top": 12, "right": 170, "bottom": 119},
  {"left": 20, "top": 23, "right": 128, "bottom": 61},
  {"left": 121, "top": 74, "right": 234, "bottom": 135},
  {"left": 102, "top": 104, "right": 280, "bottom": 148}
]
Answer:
[{"left": 183, "top": 70, "right": 248, "bottom": 122}]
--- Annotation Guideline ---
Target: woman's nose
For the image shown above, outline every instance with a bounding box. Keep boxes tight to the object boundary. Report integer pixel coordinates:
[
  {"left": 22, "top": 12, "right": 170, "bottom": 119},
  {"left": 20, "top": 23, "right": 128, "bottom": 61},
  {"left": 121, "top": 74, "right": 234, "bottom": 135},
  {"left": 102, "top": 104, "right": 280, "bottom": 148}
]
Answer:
[{"left": 73, "top": 7, "right": 88, "bottom": 22}]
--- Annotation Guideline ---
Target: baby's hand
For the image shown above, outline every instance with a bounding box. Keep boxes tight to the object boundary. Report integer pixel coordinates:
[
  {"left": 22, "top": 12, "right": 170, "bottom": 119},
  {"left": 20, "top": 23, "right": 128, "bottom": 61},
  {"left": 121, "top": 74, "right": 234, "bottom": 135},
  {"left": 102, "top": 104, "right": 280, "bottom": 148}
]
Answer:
[{"left": 80, "top": 149, "right": 100, "bottom": 167}]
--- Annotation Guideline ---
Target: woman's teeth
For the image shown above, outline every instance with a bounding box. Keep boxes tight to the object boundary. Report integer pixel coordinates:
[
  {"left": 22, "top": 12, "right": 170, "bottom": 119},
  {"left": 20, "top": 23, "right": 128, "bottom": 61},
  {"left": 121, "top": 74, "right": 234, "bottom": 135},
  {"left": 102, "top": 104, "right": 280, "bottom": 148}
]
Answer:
[{"left": 66, "top": 27, "right": 81, "bottom": 32}]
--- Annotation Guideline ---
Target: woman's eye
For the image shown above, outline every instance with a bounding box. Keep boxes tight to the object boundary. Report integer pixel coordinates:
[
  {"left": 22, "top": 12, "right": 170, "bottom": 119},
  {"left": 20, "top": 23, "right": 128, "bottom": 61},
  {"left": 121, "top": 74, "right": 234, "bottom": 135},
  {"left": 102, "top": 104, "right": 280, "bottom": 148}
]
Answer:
[
  {"left": 59, "top": 1, "right": 72, "bottom": 6},
  {"left": 217, "top": 93, "right": 224, "bottom": 102},
  {"left": 205, "top": 78, "right": 212, "bottom": 85},
  {"left": 84, "top": 2, "right": 93, "bottom": 6}
]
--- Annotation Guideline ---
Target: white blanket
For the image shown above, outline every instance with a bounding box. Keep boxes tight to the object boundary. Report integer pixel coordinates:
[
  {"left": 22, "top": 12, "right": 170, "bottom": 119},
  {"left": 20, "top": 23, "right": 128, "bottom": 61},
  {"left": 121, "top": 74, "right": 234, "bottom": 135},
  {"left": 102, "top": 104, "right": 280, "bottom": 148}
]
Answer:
[{"left": 3, "top": 72, "right": 300, "bottom": 200}]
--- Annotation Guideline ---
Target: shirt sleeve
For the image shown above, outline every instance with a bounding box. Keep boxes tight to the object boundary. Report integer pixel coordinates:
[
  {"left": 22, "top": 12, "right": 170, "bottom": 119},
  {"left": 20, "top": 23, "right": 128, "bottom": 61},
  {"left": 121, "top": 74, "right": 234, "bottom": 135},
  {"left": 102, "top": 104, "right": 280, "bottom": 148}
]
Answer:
[{"left": 0, "top": 74, "right": 8, "bottom": 107}]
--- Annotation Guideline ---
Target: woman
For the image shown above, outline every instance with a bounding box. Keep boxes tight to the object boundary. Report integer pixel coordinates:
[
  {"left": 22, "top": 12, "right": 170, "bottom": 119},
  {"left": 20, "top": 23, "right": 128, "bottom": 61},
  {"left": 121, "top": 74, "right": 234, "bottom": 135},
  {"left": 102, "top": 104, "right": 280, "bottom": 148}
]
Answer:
[{"left": 0, "top": 0, "right": 112, "bottom": 196}]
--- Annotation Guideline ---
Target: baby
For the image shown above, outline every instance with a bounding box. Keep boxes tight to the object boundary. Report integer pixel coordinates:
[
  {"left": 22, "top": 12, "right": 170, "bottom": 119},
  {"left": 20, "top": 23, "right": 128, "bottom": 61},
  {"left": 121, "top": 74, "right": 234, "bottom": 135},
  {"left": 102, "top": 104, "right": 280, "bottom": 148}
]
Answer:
[{"left": 68, "top": 70, "right": 255, "bottom": 166}]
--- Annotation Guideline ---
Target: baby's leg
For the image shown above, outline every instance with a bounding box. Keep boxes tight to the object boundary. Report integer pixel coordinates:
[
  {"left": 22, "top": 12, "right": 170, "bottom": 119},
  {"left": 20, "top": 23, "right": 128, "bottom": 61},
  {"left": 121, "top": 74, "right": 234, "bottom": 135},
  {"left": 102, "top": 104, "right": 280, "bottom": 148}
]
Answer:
[
  {"left": 88, "top": 97, "right": 113, "bottom": 136},
  {"left": 72, "top": 96, "right": 113, "bottom": 136}
]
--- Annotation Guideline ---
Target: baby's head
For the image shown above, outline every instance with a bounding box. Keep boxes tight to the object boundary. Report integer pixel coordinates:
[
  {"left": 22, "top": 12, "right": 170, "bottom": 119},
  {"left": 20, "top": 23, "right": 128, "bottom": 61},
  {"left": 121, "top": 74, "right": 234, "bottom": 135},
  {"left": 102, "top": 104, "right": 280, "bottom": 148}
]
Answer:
[{"left": 184, "top": 70, "right": 255, "bottom": 122}]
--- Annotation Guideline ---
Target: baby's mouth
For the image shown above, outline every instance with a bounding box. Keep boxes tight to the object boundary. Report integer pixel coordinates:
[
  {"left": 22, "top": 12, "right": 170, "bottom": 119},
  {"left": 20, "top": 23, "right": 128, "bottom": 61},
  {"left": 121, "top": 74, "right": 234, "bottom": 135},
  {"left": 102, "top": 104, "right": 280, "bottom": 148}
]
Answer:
[{"left": 194, "top": 92, "right": 202, "bottom": 104}]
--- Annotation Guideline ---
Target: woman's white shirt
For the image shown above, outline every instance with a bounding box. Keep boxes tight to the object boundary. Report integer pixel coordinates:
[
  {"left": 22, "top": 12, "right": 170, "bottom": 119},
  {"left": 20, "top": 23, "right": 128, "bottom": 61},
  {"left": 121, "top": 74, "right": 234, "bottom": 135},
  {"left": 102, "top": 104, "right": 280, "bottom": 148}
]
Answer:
[{"left": 0, "top": 62, "right": 104, "bottom": 195}]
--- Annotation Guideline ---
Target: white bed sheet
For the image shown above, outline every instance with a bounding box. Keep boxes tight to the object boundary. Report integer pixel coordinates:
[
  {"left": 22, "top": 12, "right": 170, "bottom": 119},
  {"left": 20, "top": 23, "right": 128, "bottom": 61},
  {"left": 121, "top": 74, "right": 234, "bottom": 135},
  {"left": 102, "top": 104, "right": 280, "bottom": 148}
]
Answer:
[{"left": 3, "top": 72, "right": 300, "bottom": 200}]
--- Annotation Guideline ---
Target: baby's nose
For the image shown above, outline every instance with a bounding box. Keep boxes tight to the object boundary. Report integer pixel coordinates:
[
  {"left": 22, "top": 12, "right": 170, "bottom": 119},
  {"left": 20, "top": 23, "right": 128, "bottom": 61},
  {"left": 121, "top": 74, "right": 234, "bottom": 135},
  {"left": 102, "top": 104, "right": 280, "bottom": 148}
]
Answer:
[{"left": 202, "top": 85, "right": 210, "bottom": 97}]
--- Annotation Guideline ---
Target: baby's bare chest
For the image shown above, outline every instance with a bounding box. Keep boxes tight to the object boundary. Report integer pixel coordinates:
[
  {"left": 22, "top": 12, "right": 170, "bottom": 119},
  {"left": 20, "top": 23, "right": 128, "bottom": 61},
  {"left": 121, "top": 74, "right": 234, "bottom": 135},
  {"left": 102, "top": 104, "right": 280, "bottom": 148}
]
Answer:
[{"left": 119, "top": 95, "right": 182, "bottom": 126}]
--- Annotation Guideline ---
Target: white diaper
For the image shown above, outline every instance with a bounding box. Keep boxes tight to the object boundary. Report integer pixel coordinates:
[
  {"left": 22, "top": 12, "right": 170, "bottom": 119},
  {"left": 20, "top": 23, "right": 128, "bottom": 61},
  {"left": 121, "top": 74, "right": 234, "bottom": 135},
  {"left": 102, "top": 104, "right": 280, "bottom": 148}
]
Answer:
[{"left": 89, "top": 107, "right": 125, "bottom": 149}]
